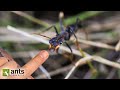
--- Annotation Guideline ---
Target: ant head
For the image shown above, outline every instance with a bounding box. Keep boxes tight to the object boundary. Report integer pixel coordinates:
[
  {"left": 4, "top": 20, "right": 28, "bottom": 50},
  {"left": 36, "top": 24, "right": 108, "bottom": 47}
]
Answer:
[
  {"left": 49, "top": 37, "right": 59, "bottom": 47},
  {"left": 49, "top": 37, "right": 63, "bottom": 46},
  {"left": 49, "top": 37, "right": 63, "bottom": 52}
]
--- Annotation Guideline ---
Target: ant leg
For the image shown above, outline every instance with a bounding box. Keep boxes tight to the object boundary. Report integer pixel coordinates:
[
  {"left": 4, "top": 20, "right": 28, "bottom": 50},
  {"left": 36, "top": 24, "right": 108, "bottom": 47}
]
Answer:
[
  {"left": 64, "top": 42, "right": 72, "bottom": 53},
  {"left": 64, "top": 42, "right": 74, "bottom": 63},
  {"left": 70, "top": 29, "right": 79, "bottom": 47},
  {"left": 75, "top": 18, "right": 88, "bottom": 40},
  {"left": 75, "top": 19, "right": 96, "bottom": 73},
  {"left": 53, "top": 26, "right": 59, "bottom": 35},
  {"left": 44, "top": 25, "right": 59, "bottom": 35},
  {"left": 75, "top": 18, "right": 83, "bottom": 29},
  {"left": 71, "top": 30, "right": 85, "bottom": 57}
]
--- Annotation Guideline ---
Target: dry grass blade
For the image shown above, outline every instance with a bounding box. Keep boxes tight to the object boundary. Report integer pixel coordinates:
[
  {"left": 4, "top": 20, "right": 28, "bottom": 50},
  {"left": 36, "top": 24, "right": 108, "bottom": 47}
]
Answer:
[
  {"left": 70, "top": 37, "right": 115, "bottom": 50},
  {"left": 35, "top": 65, "right": 73, "bottom": 79},
  {"left": 65, "top": 55, "right": 120, "bottom": 79},
  {"left": 115, "top": 40, "right": 120, "bottom": 51},
  {"left": 7, "top": 25, "right": 49, "bottom": 45},
  {"left": 92, "top": 56, "right": 120, "bottom": 69},
  {"left": 65, "top": 56, "right": 92, "bottom": 79},
  {"left": 106, "top": 57, "right": 120, "bottom": 79},
  {"left": 11, "top": 11, "right": 50, "bottom": 28}
]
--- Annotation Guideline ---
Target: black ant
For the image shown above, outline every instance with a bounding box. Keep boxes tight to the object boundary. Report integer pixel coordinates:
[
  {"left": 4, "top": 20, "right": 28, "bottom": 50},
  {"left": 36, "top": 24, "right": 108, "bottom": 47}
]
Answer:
[{"left": 34, "top": 12, "right": 87, "bottom": 58}]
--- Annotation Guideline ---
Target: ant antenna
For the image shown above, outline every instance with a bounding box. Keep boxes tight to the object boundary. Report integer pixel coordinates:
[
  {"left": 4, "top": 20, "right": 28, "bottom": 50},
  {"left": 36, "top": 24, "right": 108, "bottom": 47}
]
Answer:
[{"left": 33, "top": 33, "right": 51, "bottom": 39}]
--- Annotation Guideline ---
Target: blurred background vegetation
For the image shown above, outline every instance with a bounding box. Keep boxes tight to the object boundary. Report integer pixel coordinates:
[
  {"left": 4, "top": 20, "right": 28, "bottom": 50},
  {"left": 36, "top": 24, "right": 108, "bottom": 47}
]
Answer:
[{"left": 0, "top": 11, "right": 120, "bottom": 79}]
